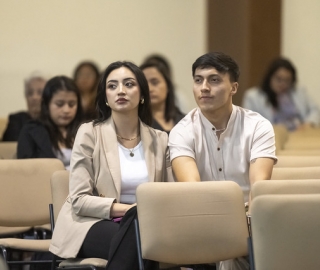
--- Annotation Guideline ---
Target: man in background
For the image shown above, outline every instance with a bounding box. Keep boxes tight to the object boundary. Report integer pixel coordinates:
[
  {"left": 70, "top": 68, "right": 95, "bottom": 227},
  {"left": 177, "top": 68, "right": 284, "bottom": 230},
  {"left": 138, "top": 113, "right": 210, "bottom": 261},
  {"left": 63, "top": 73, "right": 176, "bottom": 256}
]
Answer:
[{"left": 2, "top": 71, "right": 47, "bottom": 141}]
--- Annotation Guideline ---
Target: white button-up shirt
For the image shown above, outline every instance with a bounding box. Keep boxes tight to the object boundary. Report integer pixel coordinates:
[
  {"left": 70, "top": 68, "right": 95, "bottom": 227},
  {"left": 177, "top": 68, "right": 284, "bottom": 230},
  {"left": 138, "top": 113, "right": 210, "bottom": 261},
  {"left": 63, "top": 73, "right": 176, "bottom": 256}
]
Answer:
[{"left": 169, "top": 105, "right": 277, "bottom": 202}]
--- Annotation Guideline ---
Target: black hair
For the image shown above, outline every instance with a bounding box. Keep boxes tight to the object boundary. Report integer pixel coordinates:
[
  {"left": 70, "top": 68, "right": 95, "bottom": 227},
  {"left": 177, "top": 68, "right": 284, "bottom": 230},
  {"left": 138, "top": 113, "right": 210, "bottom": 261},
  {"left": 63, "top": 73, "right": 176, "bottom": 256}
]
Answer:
[
  {"left": 260, "top": 57, "right": 296, "bottom": 109},
  {"left": 73, "top": 61, "right": 100, "bottom": 87},
  {"left": 40, "top": 76, "right": 83, "bottom": 152},
  {"left": 140, "top": 61, "right": 181, "bottom": 122},
  {"left": 94, "top": 61, "right": 152, "bottom": 126},
  {"left": 142, "top": 54, "right": 172, "bottom": 79},
  {"left": 192, "top": 52, "right": 240, "bottom": 82}
]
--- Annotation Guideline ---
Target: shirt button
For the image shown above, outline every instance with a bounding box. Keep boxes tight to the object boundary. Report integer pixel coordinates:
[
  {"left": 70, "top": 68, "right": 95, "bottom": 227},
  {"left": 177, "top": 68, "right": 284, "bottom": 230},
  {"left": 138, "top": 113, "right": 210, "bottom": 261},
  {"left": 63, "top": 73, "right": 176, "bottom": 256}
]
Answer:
[
  {"left": 217, "top": 148, "right": 220, "bottom": 151},
  {"left": 219, "top": 168, "right": 222, "bottom": 172},
  {"left": 212, "top": 127, "right": 215, "bottom": 131}
]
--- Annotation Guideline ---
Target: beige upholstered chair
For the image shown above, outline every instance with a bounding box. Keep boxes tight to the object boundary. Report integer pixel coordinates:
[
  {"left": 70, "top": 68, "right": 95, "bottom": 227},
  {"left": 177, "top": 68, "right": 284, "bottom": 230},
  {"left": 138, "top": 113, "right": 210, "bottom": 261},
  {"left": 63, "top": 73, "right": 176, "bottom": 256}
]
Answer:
[
  {"left": 250, "top": 194, "right": 320, "bottom": 270},
  {"left": 271, "top": 166, "right": 320, "bottom": 180},
  {"left": 135, "top": 181, "right": 249, "bottom": 269},
  {"left": 273, "top": 124, "right": 289, "bottom": 153},
  {"left": 50, "top": 170, "right": 107, "bottom": 270},
  {"left": 0, "top": 158, "right": 65, "bottom": 268},
  {"left": 0, "top": 226, "right": 32, "bottom": 237},
  {"left": 277, "top": 149, "right": 320, "bottom": 156},
  {"left": 0, "top": 142, "right": 17, "bottom": 159},
  {"left": 0, "top": 256, "right": 9, "bottom": 270},
  {"left": 251, "top": 179, "right": 320, "bottom": 199},
  {"left": 275, "top": 155, "right": 319, "bottom": 167},
  {"left": 283, "top": 138, "right": 320, "bottom": 150}
]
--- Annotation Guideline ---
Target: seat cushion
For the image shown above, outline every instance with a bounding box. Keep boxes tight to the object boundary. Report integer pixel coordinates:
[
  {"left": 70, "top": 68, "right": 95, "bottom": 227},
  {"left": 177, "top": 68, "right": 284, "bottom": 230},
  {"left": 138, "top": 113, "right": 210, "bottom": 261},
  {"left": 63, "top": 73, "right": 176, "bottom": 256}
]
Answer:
[{"left": 59, "top": 258, "right": 107, "bottom": 268}]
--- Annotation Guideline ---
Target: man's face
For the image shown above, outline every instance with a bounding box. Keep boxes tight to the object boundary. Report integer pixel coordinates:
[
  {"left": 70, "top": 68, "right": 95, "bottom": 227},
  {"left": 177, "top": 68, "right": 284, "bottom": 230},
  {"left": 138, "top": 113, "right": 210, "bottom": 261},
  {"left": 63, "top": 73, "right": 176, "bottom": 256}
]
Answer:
[
  {"left": 192, "top": 68, "right": 238, "bottom": 114},
  {"left": 25, "top": 78, "right": 46, "bottom": 118}
]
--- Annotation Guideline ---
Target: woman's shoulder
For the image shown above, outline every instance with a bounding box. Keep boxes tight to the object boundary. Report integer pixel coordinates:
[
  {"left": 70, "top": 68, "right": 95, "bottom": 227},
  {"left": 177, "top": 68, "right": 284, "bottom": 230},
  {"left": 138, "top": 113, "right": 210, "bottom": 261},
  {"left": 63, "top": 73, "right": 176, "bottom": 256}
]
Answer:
[
  {"left": 22, "top": 120, "right": 46, "bottom": 132},
  {"left": 244, "top": 86, "right": 263, "bottom": 97}
]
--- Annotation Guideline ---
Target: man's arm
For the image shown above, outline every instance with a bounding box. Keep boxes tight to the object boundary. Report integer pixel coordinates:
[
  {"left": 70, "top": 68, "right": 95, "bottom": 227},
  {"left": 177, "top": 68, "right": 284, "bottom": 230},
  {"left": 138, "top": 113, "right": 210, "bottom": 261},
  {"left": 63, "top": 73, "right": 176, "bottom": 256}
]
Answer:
[
  {"left": 172, "top": 156, "right": 201, "bottom": 182},
  {"left": 248, "top": 157, "right": 275, "bottom": 207}
]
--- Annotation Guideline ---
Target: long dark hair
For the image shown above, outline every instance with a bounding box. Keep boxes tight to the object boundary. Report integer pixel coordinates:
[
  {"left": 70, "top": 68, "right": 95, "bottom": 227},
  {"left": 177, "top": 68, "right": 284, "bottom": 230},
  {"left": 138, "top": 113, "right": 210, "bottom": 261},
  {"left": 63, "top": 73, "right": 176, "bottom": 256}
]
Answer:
[
  {"left": 94, "top": 61, "right": 152, "bottom": 126},
  {"left": 261, "top": 57, "right": 296, "bottom": 109},
  {"left": 40, "top": 76, "right": 82, "bottom": 151},
  {"left": 73, "top": 61, "right": 100, "bottom": 91},
  {"left": 140, "top": 61, "right": 181, "bottom": 122}
]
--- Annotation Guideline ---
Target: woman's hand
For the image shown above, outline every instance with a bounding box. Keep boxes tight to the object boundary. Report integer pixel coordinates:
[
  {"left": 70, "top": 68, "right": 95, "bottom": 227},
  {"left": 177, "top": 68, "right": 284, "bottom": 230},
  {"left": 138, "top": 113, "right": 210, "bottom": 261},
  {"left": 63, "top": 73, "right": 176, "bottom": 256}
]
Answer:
[{"left": 110, "top": 202, "right": 136, "bottom": 218}]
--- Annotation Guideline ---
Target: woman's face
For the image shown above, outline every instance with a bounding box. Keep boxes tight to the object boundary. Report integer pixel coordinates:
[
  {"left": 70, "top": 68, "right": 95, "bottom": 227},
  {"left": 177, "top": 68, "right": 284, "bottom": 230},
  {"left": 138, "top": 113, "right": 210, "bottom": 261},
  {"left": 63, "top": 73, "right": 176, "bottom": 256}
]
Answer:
[
  {"left": 270, "top": 67, "right": 293, "bottom": 94},
  {"left": 142, "top": 67, "right": 168, "bottom": 107},
  {"left": 105, "top": 67, "right": 141, "bottom": 115},
  {"left": 49, "top": 90, "right": 78, "bottom": 128},
  {"left": 75, "top": 65, "right": 98, "bottom": 93}
]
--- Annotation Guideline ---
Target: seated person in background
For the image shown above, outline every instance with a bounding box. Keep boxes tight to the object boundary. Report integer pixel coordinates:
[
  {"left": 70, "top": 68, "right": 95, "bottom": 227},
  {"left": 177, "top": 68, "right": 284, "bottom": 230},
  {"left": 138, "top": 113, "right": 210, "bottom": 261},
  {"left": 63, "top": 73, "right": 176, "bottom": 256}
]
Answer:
[
  {"left": 2, "top": 71, "right": 47, "bottom": 141},
  {"left": 17, "top": 76, "right": 82, "bottom": 170},
  {"left": 50, "top": 61, "right": 173, "bottom": 270},
  {"left": 169, "top": 52, "right": 277, "bottom": 269},
  {"left": 73, "top": 61, "right": 100, "bottom": 121},
  {"left": 242, "top": 57, "right": 320, "bottom": 131},
  {"left": 140, "top": 60, "right": 185, "bottom": 133}
]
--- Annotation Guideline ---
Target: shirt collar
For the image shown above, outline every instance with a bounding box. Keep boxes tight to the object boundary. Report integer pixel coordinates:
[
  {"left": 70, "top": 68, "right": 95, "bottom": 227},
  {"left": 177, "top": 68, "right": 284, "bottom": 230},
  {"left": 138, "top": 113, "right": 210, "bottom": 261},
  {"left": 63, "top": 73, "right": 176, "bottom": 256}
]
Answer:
[{"left": 198, "top": 105, "right": 236, "bottom": 132}]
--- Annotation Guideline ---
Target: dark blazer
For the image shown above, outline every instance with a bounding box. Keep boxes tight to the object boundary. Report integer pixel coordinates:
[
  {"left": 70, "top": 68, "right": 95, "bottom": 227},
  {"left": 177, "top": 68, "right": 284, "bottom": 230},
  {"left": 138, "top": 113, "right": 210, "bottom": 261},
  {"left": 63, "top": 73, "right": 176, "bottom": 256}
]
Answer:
[
  {"left": 152, "top": 110, "right": 185, "bottom": 134},
  {"left": 2, "top": 112, "right": 31, "bottom": 141},
  {"left": 17, "top": 120, "right": 55, "bottom": 159}
]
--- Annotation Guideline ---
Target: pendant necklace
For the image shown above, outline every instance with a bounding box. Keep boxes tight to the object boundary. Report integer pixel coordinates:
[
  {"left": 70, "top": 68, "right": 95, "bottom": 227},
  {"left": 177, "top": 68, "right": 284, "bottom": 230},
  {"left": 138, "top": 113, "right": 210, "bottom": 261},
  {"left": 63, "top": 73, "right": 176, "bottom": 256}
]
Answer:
[
  {"left": 129, "top": 148, "right": 135, "bottom": 157},
  {"left": 117, "top": 133, "right": 140, "bottom": 157}
]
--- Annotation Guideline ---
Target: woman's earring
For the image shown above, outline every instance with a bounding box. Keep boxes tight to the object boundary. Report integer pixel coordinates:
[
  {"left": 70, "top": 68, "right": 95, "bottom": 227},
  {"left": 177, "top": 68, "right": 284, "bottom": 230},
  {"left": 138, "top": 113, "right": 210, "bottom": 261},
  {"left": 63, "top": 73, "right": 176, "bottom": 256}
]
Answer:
[
  {"left": 140, "top": 98, "right": 144, "bottom": 104},
  {"left": 106, "top": 101, "right": 109, "bottom": 107}
]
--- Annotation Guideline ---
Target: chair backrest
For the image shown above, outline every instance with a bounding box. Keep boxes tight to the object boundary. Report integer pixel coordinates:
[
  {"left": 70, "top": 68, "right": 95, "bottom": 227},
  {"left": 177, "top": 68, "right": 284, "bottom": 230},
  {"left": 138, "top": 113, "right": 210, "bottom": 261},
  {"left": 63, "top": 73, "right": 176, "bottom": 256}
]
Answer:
[
  {"left": 273, "top": 124, "right": 288, "bottom": 152},
  {"left": 0, "top": 159, "right": 65, "bottom": 227},
  {"left": 0, "top": 256, "right": 9, "bottom": 270},
  {"left": 50, "top": 170, "right": 70, "bottom": 224},
  {"left": 251, "top": 179, "right": 320, "bottom": 199},
  {"left": 284, "top": 139, "right": 320, "bottom": 150},
  {"left": 251, "top": 194, "right": 320, "bottom": 270},
  {"left": 275, "top": 155, "right": 319, "bottom": 167},
  {"left": 136, "top": 181, "right": 249, "bottom": 265},
  {"left": 0, "top": 142, "right": 17, "bottom": 159},
  {"left": 271, "top": 166, "right": 320, "bottom": 180},
  {"left": 277, "top": 149, "right": 320, "bottom": 156}
]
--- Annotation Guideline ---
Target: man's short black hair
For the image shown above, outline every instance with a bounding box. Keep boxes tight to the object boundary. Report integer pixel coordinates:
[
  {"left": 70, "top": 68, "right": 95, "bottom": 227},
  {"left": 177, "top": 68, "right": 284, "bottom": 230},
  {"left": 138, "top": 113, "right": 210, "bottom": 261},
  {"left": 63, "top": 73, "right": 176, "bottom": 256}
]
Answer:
[{"left": 192, "top": 52, "right": 240, "bottom": 82}]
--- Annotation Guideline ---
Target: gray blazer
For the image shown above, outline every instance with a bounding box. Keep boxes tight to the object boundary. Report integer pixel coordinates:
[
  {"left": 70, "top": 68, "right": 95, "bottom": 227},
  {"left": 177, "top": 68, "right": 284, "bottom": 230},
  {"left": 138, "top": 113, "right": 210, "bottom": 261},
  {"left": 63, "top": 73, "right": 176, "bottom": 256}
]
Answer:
[{"left": 49, "top": 118, "right": 173, "bottom": 258}]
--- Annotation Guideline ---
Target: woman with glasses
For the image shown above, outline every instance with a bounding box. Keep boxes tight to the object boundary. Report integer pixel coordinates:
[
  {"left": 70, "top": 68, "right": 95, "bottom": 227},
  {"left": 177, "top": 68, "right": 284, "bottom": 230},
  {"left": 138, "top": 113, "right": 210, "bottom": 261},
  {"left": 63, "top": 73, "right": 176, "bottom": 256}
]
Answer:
[{"left": 242, "top": 57, "right": 319, "bottom": 131}]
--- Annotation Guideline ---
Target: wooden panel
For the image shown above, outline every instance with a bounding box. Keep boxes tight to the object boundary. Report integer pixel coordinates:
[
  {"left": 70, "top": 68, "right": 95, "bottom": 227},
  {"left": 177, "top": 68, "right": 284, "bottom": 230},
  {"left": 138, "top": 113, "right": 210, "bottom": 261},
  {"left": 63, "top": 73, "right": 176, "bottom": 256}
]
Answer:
[{"left": 207, "top": 0, "right": 281, "bottom": 106}]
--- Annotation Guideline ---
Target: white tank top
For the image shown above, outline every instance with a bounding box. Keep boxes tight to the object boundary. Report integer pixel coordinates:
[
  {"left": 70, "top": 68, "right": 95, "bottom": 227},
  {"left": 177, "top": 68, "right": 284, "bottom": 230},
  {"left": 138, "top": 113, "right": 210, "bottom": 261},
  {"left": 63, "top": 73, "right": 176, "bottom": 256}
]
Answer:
[{"left": 118, "top": 141, "right": 149, "bottom": 204}]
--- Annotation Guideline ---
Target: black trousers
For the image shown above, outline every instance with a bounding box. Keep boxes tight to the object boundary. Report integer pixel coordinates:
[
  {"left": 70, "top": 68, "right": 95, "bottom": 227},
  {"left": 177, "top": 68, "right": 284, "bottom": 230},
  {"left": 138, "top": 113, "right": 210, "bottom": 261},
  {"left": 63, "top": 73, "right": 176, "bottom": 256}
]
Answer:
[{"left": 78, "top": 206, "right": 159, "bottom": 270}]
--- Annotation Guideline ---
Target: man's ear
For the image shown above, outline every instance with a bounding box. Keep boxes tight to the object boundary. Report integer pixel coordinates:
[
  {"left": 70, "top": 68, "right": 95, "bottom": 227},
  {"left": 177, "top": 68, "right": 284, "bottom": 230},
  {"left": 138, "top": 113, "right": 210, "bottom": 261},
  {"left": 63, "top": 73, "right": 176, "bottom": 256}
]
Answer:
[{"left": 230, "top": 82, "right": 238, "bottom": 96}]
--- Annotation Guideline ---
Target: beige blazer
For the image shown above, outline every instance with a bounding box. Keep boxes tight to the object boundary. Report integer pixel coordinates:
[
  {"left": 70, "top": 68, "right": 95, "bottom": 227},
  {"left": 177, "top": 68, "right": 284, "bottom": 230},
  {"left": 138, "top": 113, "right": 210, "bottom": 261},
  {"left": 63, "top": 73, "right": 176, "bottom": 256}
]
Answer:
[{"left": 49, "top": 118, "right": 173, "bottom": 258}]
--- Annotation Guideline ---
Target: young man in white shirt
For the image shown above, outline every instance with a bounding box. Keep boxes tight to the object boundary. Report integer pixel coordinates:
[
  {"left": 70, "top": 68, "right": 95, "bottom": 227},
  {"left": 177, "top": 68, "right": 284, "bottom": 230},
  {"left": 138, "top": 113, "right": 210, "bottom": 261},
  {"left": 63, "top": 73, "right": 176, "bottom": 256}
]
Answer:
[{"left": 169, "top": 52, "right": 277, "bottom": 204}]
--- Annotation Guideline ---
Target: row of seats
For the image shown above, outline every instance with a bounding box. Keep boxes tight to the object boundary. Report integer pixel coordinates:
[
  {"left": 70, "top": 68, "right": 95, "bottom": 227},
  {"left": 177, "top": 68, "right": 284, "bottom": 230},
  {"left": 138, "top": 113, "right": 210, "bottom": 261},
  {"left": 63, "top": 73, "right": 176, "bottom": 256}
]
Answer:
[
  {"left": 252, "top": 127, "right": 320, "bottom": 270},
  {"left": 1, "top": 145, "right": 320, "bottom": 269},
  {"left": 274, "top": 124, "right": 320, "bottom": 154}
]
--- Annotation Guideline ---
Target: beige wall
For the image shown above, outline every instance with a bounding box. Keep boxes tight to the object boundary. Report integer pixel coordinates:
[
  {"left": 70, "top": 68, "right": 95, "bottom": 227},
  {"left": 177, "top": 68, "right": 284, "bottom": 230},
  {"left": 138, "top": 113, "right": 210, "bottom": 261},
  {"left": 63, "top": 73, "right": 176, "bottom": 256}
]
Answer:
[
  {"left": 0, "top": 0, "right": 206, "bottom": 117},
  {"left": 282, "top": 0, "right": 320, "bottom": 107}
]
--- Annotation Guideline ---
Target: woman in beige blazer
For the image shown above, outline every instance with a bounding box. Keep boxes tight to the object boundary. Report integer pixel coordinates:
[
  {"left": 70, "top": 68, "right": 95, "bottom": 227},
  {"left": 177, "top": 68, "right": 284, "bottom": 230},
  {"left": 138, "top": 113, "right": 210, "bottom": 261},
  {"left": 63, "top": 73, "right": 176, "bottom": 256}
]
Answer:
[{"left": 50, "top": 61, "right": 173, "bottom": 270}]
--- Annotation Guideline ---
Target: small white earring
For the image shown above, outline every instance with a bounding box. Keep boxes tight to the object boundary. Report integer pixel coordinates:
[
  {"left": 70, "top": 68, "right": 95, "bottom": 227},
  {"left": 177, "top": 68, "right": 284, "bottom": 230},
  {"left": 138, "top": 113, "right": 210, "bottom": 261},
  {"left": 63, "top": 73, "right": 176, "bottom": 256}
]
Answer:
[
  {"left": 140, "top": 98, "right": 144, "bottom": 104},
  {"left": 106, "top": 102, "right": 109, "bottom": 107}
]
